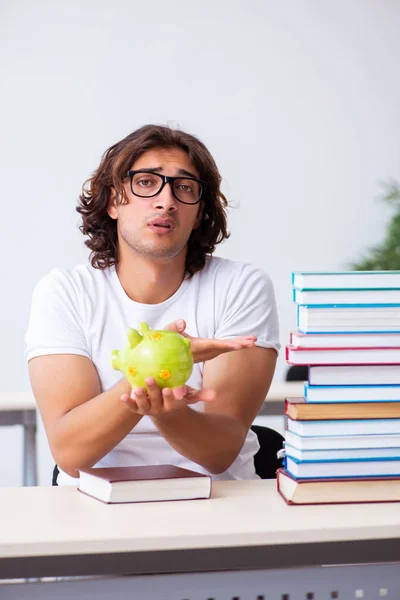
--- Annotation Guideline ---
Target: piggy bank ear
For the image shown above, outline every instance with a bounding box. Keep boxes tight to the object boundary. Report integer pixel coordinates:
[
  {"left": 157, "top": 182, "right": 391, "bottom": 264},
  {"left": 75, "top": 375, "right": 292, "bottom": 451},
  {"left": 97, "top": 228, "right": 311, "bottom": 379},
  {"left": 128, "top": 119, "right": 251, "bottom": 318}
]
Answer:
[
  {"left": 127, "top": 328, "right": 142, "bottom": 348},
  {"left": 138, "top": 322, "right": 151, "bottom": 336},
  {"left": 111, "top": 350, "right": 120, "bottom": 370}
]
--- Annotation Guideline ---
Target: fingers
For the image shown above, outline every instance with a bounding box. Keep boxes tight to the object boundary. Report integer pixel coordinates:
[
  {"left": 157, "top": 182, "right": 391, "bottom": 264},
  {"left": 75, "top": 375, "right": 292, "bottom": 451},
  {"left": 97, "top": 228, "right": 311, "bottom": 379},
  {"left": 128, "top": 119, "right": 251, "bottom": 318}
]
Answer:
[
  {"left": 177, "top": 386, "right": 216, "bottom": 405},
  {"left": 132, "top": 387, "right": 151, "bottom": 414},
  {"left": 144, "top": 378, "right": 163, "bottom": 414},
  {"left": 163, "top": 319, "right": 186, "bottom": 333},
  {"left": 121, "top": 381, "right": 216, "bottom": 415},
  {"left": 121, "top": 379, "right": 164, "bottom": 415},
  {"left": 120, "top": 392, "right": 140, "bottom": 413},
  {"left": 161, "top": 387, "right": 177, "bottom": 412}
]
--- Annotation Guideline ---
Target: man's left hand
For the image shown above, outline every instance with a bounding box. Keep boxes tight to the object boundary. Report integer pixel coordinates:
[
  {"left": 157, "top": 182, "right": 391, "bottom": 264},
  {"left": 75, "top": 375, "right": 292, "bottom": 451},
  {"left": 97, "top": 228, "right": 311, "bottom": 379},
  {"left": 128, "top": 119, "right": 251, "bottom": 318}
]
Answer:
[
  {"left": 163, "top": 319, "right": 257, "bottom": 363},
  {"left": 120, "top": 377, "right": 216, "bottom": 416}
]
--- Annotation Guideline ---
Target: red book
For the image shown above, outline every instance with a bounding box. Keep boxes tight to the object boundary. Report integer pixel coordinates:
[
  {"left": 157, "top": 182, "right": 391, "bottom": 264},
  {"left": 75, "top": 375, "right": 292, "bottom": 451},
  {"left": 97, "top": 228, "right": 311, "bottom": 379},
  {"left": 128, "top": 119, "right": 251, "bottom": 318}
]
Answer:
[
  {"left": 78, "top": 464, "right": 211, "bottom": 504},
  {"left": 286, "top": 345, "right": 400, "bottom": 365},
  {"left": 277, "top": 468, "right": 400, "bottom": 505}
]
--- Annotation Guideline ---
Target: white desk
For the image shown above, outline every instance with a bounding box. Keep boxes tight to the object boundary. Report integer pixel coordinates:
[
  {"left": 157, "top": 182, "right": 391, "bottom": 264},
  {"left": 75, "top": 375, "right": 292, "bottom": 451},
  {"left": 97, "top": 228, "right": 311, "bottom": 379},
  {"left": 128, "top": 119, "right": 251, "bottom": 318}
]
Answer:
[{"left": 0, "top": 480, "right": 399, "bottom": 597}]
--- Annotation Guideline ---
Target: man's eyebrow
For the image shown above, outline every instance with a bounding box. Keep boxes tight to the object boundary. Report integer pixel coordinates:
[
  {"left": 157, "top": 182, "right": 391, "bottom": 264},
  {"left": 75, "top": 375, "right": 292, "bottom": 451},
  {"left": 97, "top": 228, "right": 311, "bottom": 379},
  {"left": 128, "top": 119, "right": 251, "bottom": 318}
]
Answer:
[{"left": 133, "top": 166, "right": 199, "bottom": 179}]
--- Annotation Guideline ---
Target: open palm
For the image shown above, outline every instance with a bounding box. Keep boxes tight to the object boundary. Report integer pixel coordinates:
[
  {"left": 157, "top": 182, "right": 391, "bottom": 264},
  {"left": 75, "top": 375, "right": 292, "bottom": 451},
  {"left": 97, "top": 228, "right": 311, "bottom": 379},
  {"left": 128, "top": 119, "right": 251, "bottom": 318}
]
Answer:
[{"left": 164, "top": 319, "right": 257, "bottom": 363}]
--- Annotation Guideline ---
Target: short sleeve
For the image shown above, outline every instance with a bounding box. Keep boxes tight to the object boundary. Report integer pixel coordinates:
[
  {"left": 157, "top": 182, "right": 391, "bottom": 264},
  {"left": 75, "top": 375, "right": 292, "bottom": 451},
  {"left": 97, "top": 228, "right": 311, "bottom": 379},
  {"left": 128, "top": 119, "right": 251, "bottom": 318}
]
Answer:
[
  {"left": 215, "top": 264, "right": 280, "bottom": 354},
  {"left": 25, "top": 269, "right": 90, "bottom": 362}
]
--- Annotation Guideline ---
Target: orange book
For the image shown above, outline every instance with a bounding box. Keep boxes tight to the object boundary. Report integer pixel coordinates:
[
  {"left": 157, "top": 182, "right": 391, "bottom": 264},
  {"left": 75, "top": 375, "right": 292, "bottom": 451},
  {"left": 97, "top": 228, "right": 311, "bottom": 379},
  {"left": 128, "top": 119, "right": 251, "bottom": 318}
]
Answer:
[{"left": 285, "top": 397, "right": 400, "bottom": 421}]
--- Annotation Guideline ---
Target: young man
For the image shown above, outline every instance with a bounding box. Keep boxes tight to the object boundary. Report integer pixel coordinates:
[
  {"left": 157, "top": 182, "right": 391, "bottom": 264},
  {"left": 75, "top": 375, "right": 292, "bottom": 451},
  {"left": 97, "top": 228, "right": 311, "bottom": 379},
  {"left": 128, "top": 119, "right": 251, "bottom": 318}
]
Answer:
[{"left": 25, "top": 124, "right": 280, "bottom": 486}]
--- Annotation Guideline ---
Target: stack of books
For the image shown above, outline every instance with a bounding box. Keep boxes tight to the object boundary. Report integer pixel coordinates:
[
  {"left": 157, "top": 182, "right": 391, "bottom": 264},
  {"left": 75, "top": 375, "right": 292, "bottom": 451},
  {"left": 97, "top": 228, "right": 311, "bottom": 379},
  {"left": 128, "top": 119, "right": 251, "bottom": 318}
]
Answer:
[{"left": 277, "top": 270, "right": 400, "bottom": 505}]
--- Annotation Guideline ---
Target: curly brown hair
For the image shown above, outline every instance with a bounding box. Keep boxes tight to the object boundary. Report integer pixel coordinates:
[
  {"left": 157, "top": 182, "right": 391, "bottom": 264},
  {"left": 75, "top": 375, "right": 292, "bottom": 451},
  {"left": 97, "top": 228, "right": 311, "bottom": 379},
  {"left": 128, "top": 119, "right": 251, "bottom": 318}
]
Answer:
[{"left": 76, "top": 124, "right": 230, "bottom": 277}]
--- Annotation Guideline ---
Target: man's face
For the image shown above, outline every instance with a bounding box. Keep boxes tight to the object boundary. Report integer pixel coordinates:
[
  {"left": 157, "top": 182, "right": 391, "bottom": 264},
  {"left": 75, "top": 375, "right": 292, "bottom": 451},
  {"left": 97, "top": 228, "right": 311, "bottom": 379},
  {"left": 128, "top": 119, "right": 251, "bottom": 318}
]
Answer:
[{"left": 108, "top": 147, "right": 203, "bottom": 261}]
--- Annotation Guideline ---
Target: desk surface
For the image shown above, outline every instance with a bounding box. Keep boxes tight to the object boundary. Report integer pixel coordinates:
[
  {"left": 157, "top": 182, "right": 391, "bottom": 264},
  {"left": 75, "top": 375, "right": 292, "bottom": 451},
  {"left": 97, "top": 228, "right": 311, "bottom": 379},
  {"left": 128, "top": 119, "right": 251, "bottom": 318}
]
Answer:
[
  {"left": 1, "top": 479, "right": 400, "bottom": 579},
  {"left": 0, "top": 392, "right": 36, "bottom": 412}
]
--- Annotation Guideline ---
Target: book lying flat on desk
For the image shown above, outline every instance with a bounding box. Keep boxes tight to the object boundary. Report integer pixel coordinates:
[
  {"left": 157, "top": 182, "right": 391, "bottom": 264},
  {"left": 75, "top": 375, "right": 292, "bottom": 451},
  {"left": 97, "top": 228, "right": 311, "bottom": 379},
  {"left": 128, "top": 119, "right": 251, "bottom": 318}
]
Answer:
[
  {"left": 292, "top": 271, "right": 400, "bottom": 290},
  {"left": 284, "top": 444, "right": 400, "bottom": 462},
  {"left": 285, "top": 397, "right": 400, "bottom": 421},
  {"left": 285, "top": 456, "right": 400, "bottom": 479},
  {"left": 304, "top": 383, "right": 400, "bottom": 403},
  {"left": 294, "top": 288, "right": 400, "bottom": 306},
  {"left": 290, "top": 330, "right": 400, "bottom": 349},
  {"left": 308, "top": 364, "right": 400, "bottom": 386},
  {"left": 297, "top": 304, "right": 400, "bottom": 333},
  {"left": 286, "top": 416, "right": 400, "bottom": 437},
  {"left": 78, "top": 465, "right": 212, "bottom": 504},
  {"left": 286, "top": 345, "right": 400, "bottom": 365},
  {"left": 277, "top": 468, "right": 400, "bottom": 505},
  {"left": 285, "top": 430, "right": 400, "bottom": 451}
]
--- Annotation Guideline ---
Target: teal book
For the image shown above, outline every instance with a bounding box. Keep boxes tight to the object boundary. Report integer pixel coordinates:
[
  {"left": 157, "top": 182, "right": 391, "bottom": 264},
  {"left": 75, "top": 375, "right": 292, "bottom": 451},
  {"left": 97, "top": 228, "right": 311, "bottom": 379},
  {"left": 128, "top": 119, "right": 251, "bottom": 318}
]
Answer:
[
  {"left": 297, "top": 304, "right": 400, "bottom": 333},
  {"left": 293, "top": 288, "right": 400, "bottom": 305},
  {"left": 292, "top": 271, "right": 400, "bottom": 290}
]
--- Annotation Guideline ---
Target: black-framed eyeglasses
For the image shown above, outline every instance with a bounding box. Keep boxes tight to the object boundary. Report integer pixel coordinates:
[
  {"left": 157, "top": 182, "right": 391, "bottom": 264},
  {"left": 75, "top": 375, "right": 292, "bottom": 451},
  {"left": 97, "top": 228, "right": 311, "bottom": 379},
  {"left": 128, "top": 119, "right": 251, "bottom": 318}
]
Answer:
[{"left": 125, "top": 170, "right": 206, "bottom": 205}]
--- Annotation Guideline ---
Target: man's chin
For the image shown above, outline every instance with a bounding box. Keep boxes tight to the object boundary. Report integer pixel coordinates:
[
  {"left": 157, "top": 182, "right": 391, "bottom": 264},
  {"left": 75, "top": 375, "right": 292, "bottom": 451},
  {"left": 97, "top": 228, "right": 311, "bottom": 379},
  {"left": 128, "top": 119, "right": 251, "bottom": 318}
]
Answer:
[{"left": 136, "top": 242, "right": 186, "bottom": 260}]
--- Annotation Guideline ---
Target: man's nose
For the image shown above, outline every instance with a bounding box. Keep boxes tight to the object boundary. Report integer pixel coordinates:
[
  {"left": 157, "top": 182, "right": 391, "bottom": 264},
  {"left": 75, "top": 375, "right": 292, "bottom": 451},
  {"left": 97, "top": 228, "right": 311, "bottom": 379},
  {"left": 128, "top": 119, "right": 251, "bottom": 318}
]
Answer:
[{"left": 153, "top": 182, "right": 178, "bottom": 211}]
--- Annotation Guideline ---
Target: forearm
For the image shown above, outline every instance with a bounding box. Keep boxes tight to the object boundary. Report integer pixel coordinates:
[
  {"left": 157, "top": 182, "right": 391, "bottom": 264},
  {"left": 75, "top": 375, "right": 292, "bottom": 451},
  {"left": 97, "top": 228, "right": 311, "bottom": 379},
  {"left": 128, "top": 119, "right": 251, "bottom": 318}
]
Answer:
[
  {"left": 52, "top": 378, "right": 141, "bottom": 477},
  {"left": 152, "top": 407, "right": 247, "bottom": 474}
]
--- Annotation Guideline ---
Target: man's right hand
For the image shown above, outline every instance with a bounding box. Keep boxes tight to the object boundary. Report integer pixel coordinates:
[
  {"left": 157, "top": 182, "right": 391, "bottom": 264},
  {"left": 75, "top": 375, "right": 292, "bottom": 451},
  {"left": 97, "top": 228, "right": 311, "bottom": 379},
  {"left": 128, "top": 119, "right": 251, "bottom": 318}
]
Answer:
[{"left": 163, "top": 319, "right": 257, "bottom": 363}]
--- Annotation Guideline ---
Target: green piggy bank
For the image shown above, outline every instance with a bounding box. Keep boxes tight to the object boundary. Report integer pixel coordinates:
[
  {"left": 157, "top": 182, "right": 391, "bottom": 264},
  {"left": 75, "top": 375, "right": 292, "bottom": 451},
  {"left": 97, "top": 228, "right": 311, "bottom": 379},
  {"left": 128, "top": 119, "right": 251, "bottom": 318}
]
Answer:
[{"left": 111, "top": 322, "right": 193, "bottom": 390}]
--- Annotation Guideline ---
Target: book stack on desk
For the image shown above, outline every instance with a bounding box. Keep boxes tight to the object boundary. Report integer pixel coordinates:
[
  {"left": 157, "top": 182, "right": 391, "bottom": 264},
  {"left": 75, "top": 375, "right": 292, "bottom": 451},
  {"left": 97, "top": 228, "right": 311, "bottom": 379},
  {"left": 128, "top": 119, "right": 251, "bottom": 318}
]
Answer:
[{"left": 278, "top": 270, "right": 400, "bottom": 505}]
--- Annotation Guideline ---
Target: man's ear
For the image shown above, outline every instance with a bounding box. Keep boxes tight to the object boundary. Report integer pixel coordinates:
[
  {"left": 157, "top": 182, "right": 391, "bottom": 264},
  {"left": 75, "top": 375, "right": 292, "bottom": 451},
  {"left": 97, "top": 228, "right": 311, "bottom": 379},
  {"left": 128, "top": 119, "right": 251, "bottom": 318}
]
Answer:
[{"left": 107, "top": 188, "right": 118, "bottom": 220}]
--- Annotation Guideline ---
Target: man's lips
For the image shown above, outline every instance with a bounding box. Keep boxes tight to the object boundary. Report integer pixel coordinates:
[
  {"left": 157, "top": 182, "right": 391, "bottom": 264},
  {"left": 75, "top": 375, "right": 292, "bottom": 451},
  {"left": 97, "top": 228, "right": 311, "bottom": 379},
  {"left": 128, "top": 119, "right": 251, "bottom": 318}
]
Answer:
[{"left": 147, "top": 218, "right": 176, "bottom": 233}]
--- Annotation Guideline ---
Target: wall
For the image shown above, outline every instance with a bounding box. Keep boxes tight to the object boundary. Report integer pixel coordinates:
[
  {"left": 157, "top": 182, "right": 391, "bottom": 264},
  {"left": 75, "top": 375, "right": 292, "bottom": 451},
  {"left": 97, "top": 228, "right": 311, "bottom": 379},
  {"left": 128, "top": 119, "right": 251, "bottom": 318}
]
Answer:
[{"left": 1, "top": 0, "right": 399, "bottom": 485}]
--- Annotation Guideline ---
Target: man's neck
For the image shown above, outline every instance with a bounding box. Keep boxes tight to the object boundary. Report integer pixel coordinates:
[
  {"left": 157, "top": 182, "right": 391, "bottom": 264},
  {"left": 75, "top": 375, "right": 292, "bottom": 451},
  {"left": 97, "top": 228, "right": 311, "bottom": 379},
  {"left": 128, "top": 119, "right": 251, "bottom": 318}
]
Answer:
[{"left": 116, "top": 254, "right": 187, "bottom": 305}]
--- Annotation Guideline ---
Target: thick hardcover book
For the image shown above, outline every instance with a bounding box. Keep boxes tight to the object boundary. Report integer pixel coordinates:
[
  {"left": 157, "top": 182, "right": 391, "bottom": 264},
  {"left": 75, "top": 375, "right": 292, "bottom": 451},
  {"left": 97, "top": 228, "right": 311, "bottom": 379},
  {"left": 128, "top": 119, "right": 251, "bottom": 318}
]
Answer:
[
  {"left": 286, "top": 416, "right": 400, "bottom": 437},
  {"left": 78, "top": 464, "right": 212, "bottom": 504},
  {"left": 285, "top": 397, "right": 400, "bottom": 421},
  {"left": 308, "top": 364, "right": 400, "bottom": 386},
  {"left": 304, "top": 383, "right": 400, "bottom": 403},
  {"left": 285, "top": 455, "right": 400, "bottom": 479},
  {"left": 290, "top": 331, "right": 400, "bottom": 349},
  {"left": 292, "top": 271, "right": 400, "bottom": 291},
  {"left": 297, "top": 304, "right": 400, "bottom": 334},
  {"left": 277, "top": 468, "right": 400, "bottom": 505},
  {"left": 293, "top": 288, "right": 400, "bottom": 306},
  {"left": 285, "top": 430, "right": 400, "bottom": 451}
]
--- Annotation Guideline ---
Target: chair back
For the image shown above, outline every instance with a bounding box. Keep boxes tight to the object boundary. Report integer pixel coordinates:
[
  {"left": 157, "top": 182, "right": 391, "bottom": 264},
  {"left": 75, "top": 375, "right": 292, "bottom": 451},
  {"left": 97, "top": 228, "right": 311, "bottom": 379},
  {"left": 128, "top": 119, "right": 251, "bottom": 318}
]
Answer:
[{"left": 251, "top": 425, "right": 284, "bottom": 479}]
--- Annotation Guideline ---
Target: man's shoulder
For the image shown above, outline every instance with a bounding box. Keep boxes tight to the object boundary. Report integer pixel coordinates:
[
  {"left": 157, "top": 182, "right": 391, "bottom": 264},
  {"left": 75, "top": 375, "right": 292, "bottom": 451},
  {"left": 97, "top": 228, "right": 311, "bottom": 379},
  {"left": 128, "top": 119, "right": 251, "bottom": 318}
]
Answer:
[
  {"left": 200, "top": 255, "right": 272, "bottom": 284},
  {"left": 35, "top": 261, "right": 113, "bottom": 296}
]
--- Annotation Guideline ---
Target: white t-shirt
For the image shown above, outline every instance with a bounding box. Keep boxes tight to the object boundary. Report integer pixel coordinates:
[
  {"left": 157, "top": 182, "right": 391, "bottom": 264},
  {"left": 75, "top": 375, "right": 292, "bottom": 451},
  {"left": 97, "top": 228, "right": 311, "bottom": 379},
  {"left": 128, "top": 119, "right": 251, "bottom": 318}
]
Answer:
[{"left": 25, "top": 255, "right": 280, "bottom": 486}]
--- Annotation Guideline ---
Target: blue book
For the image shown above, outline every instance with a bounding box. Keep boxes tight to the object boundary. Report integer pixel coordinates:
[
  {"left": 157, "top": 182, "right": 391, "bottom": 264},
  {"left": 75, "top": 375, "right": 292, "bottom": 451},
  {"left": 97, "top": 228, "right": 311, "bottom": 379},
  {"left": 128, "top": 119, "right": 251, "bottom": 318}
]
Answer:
[
  {"left": 284, "top": 443, "right": 400, "bottom": 462},
  {"left": 304, "top": 383, "right": 400, "bottom": 403},
  {"left": 287, "top": 417, "right": 400, "bottom": 437},
  {"left": 285, "top": 430, "right": 400, "bottom": 451},
  {"left": 285, "top": 455, "right": 400, "bottom": 479}
]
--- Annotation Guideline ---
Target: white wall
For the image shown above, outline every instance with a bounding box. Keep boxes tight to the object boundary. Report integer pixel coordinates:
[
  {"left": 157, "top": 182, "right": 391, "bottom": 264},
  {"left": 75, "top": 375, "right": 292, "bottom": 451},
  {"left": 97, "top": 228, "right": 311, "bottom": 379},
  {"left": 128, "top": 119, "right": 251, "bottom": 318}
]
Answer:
[{"left": 1, "top": 0, "right": 399, "bottom": 486}]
